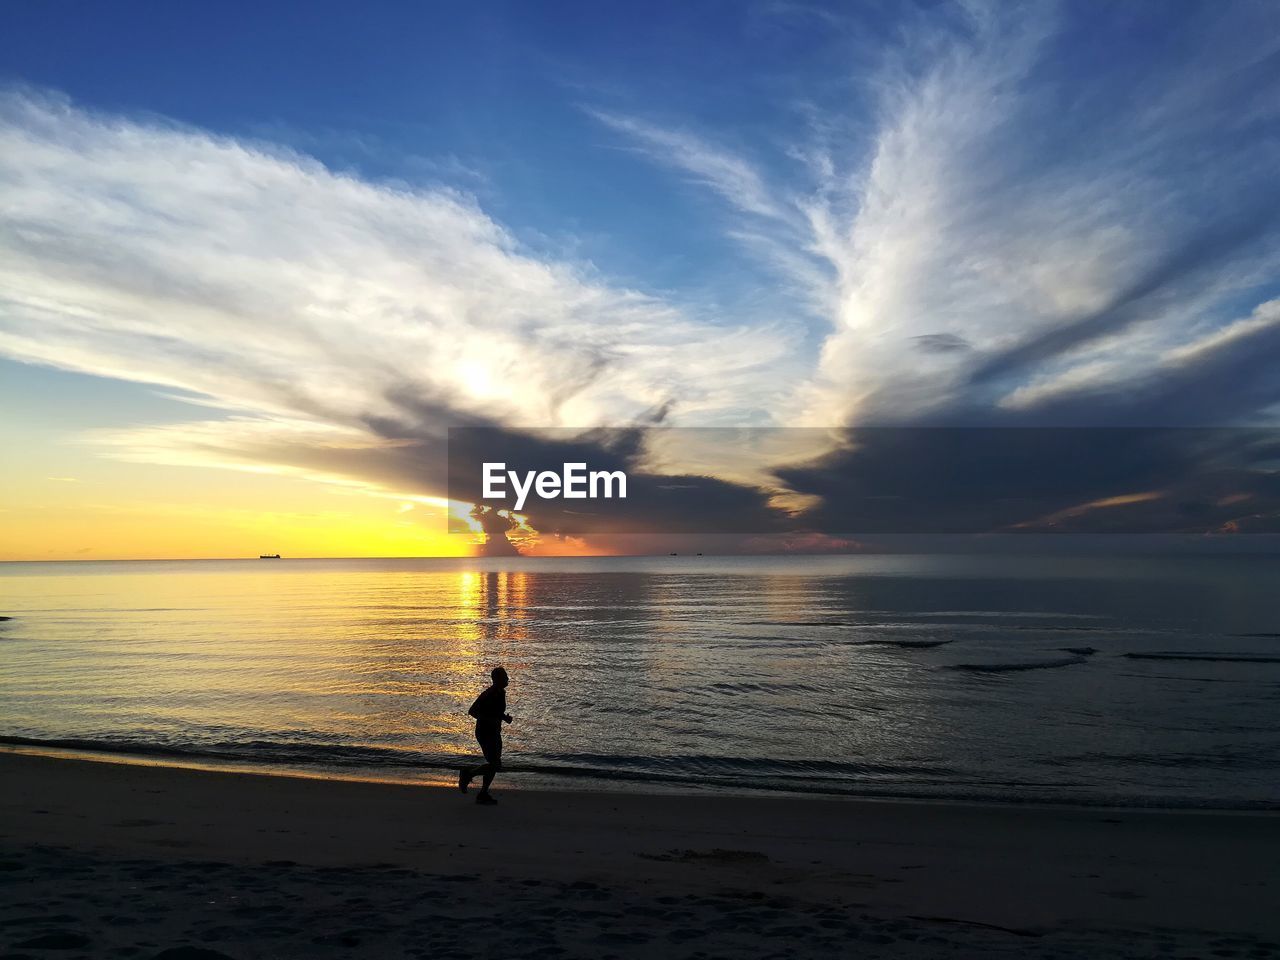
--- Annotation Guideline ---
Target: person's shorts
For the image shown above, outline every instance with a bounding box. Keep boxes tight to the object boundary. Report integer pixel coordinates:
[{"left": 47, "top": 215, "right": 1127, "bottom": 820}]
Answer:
[{"left": 477, "top": 729, "right": 502, "bottom": 766}]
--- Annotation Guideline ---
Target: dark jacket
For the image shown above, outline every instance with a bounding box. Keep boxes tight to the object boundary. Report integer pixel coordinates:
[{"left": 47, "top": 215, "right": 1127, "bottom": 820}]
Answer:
[{"left": 468, "top": 685, "right": 505, "bottom": 734}]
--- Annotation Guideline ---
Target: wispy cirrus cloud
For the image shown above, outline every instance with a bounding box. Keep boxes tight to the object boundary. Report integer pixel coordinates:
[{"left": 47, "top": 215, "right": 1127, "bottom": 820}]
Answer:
[
  {"left": 591, "top": 1, "right": 1280, "bottom": 431},
  {"left": 588, "top": 109, "right": 793, "bottom": 223}
]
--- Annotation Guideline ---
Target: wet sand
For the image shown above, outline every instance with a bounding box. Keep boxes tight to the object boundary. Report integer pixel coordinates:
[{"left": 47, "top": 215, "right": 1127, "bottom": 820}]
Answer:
[{"left": 2, "top": 751, "right": 1277, "bottom": 958}]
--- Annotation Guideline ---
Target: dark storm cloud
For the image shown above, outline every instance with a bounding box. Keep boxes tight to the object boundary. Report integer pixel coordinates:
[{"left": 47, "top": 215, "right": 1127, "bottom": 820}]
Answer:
[
  {"left": 770, "top": 309, "right": 1280, "bottom": 537},
  {"left": 447, "top": 426, "right": 792, "bottom": 536},
  {"left": 777, "top": 427, "right": 1280, "bottom": 535}
]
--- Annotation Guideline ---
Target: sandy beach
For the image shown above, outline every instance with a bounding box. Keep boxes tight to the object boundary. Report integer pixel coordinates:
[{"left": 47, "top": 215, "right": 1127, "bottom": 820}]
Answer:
[{"left": 2, "top": 751, "right": 1277, "bottom": 958}]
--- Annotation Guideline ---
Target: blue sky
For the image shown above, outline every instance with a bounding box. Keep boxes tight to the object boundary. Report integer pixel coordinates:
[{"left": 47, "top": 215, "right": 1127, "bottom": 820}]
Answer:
[
  {"left": 2, "top": 1, "right": 1279, "bottom": 555},
  {"left": 0, "top": 0, "right": 844, "bottom": 296}
]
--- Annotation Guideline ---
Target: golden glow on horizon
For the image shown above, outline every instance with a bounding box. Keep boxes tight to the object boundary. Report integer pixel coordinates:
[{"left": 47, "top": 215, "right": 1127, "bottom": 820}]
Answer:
[
  {"left": 0, "top": 499, "right": 479, "bottom": 560},
  {"left": 0, "top": 455, "right": 481, "bottom": 560}
]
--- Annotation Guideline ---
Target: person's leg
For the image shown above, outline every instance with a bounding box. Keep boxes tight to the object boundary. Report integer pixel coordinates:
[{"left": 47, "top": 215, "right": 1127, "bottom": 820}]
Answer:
[
  {"left": 459, "top": 762, "right": 487, "bottom": 792},
  {"left": 460, "top": 729, "right": 495, "bottom": 793},
  {"left": 477, "top": 734, "right": 501, "bottom": 797}
]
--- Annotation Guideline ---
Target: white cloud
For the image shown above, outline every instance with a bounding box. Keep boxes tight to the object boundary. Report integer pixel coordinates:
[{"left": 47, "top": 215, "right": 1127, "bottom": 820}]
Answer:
[
  {"left": 592, "top": 2, "right": 1280, "bottom": 429},
  {"left": 0, "top": 90, "right": 804, "bottom": 499}
]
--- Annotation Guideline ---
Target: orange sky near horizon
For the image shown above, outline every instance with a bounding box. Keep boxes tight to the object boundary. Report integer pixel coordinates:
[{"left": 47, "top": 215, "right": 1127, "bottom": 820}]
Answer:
[
  {"left": 0, "top": 422, "right": 477, "bottom": 562},
  {"left": 0, "top": 477, "right": 482, "bottom": 562}
]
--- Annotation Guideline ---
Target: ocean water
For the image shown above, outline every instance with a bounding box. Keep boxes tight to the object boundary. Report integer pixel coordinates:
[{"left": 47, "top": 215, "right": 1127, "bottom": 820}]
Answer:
[{"left": 1, "top": 554, "right": 1277, "bottom": 808}]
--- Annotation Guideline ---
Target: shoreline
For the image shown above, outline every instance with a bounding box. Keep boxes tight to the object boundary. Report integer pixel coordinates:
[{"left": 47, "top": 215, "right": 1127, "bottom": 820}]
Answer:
[
  {"left": 5, "top": 740, "right": 1275, "bottom": 815},
  {"left": 3, "top": 751, "right": 1279, "bottom": 957}
]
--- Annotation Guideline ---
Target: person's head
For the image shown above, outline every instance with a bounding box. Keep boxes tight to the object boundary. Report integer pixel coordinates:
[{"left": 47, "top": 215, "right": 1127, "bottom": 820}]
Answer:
[{"left": 491, "top": 666, "right": 509, "bottom": 688}]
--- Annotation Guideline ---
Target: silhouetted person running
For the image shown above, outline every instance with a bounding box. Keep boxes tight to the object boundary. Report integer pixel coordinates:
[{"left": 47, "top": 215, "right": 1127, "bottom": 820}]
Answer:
[{"left": 459, "top": 667, "right": 511, "bottom": 805}]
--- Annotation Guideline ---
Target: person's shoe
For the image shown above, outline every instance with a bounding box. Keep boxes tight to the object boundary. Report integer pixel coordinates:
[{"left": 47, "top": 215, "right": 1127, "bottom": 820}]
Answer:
[
  {"left": 475, "top": 792, "right": 498, "bottom": 806},
  {"left": 458, "top": 769, "right": 471, "bottom": 794}
]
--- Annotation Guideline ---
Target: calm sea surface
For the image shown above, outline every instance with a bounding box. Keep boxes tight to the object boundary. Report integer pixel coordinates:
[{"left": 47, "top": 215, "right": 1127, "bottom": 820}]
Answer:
[{"left": 1, "top": 554, "right": 1277, "bottom": 808}]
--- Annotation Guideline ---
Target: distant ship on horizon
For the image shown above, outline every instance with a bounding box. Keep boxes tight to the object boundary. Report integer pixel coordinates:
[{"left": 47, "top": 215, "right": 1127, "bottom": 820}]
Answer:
[{"left": 258, "top": 554, "right": 281, "bottom": 559}]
